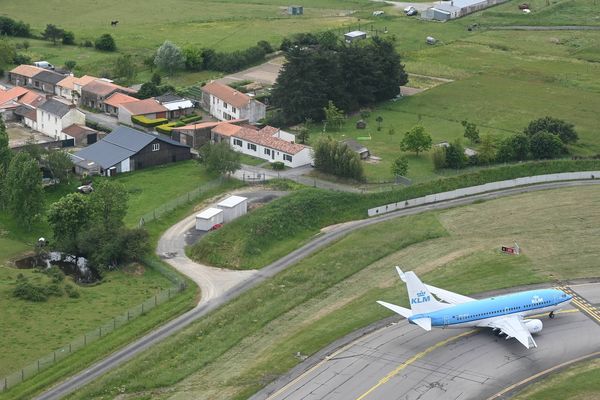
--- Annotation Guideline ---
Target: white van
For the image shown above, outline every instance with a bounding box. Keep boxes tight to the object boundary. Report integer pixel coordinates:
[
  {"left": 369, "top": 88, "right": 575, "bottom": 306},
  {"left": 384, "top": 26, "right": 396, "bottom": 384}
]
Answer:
[{"left": 33, "top": 61, "right": 55, "bottom": 70}]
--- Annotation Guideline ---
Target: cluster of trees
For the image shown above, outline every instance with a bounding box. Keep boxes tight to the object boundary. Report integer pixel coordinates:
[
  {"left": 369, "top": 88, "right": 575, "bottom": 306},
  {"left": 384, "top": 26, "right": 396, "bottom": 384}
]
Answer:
[
  {"left": 13, "top": 267, "right": 79, "bottom": 302},
  {"left": 95, "top": 33, "right": 116, "bottom": 51},
  {"left": 42, "top": 24, "right": 75, "bottom": 45},
  {"left": 434, "top": 117, "right": 578, "bottom": 170},
  {"left": 313, "top": 137, "right": 364, "bottom": 181},
  {"left": 0, "top": 16, "right": 31, "bottom": 38},
  {"left": 271, "top": 35, "right": 407, "bottom": 124},
  {"left": 47, "top": 181, "right": 150, "bottom": 272},
  {"left": 199, "top": 142, "right": 241, "bottom": 176},
  {"left": 135, "top": 73, "right": 176, "bottom": 99}
]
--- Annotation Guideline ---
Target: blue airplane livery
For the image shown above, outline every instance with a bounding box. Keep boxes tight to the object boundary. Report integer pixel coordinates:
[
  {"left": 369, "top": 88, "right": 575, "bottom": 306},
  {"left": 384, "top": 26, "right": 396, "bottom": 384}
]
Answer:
[{"left": 377, "top": 267, "right": 573, "bottom": 348}]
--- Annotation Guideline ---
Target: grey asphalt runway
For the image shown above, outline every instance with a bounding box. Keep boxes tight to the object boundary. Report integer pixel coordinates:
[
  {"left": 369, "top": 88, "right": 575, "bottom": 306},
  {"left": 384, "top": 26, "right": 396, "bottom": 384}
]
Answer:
[{"left": 255, "top": 283, "right": 600, "bottom": 400}]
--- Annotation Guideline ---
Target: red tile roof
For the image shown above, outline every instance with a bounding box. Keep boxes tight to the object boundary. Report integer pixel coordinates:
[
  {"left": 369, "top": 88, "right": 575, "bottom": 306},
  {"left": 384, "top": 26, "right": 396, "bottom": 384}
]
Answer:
[
  {"left": 201, "top": 81, "right": 253, "bottom": 109},
  {"left": 104, "top": 92, "right": 138, "bottom": 108},
  {"left": 10, "top": 65, "right": 44, "bottom": 78},
  {"left": 82, "top": 80, "right": 120, "bottom": 96},
  {"left": 19, "top": 91, "right": 45, "bottom": 107},
  {"left": 212, "top": 123, "right": 242, "bottom": 137},
  {"left": 233, "top": 126, "right": 307, "bottom": 155},
  {"left": 0, "top": 87, "right": 29, "bottom": 106},
  {"left": 175, "top": 119, "right": 247, "bottom": 132},
  {"left": 62, "top": 124, "right": 97, "bottom": 141},
  {"left": 119, "top": 98, "right": 168, "bottom": 115}
]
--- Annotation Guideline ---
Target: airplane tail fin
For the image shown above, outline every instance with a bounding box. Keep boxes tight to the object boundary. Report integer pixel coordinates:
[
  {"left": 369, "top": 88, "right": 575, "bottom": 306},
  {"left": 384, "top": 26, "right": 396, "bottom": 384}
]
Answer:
[{"left": 403, "top": 270, "right": 447, "bottom": 314}]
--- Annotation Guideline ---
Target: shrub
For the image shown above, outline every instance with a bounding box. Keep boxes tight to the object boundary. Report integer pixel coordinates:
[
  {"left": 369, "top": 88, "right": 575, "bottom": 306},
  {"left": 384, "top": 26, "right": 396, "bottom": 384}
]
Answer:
[
  {"left": 95, "top": 33, "right": 116, "bottom": 51},
  {"left": 156, "top": 121, "right": 185, "bottom": 134},
  {"left": 85, "top": 119, "right": 111, "bottom": 133},
  {"left": 62, "top": 31, "right": 75, "bottom": 45},
  {"left": 13, "top": 53, "right": 31, "bottom": 65},
  {"left": 65, "top": 284, "right": 80, "bottom": 298},
  {"left": 45, "top": 266, "right": 65, "bottom": 283},
  {"left": 272, "top": 161, "right": 285, "bottom": 170},
  {"left": 131, "top": 115, "right": 168, "bottom": 128},
  {"left": 432, "top": 146, "right": 446, "bottom": 170},
  {"left": 180, "top": 114, "right": 202, "bottom": 124},
  {"left": 44, "top": 282, "right": 63, "bottom": 297},
  {"left": 13, "top": 274, "right": 48, "bottom": 302},
  {"left": 82, "top": 39, "right": 94, "bottom": 48}
]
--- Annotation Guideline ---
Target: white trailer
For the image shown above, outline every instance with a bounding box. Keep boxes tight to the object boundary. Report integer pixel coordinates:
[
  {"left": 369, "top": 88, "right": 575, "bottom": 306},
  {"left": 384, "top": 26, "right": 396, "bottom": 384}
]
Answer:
[
  {"left": 217, "top": 195, "right": 248, "bottom": 222},
  {"left": 195, "top": 207, "right": 224, "bottom": 231}
]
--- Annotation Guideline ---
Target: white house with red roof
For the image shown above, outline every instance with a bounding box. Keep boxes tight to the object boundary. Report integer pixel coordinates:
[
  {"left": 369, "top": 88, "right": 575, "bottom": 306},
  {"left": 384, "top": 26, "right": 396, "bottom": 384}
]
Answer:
[
  {"left": 212, "top": 123, "right": 312, "bottom": 167},
  {"left": 201, "top": 81, "right": 266, "bottom": 123}
]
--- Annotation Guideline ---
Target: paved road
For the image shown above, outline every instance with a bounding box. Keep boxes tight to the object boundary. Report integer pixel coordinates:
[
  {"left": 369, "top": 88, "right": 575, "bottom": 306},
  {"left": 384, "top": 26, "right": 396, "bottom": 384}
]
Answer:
[
  {"left": 82, "top": 110, "right": 119, "bottom": 131},
  {"left": 34, "top": 179, "right": 600, "bottom": 400},
  {"left": 253, "top": 283, "right": 600, "bottom": 400}
]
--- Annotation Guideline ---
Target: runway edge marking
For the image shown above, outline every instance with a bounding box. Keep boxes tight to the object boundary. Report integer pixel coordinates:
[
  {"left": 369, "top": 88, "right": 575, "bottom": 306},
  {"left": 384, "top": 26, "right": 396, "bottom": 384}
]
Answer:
[{"left": 557, "top": 286, "right": 600, "bottom": 325}]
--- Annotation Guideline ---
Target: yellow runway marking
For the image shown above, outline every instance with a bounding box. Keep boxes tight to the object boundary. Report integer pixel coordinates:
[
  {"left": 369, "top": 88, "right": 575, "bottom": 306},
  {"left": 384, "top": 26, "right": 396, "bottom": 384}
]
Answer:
[
  {"left": 557, "top": 286, "right": 600, "bottom": 324},
  {"left": 354, "top": 330, "right": 478, "bottom": 400}
]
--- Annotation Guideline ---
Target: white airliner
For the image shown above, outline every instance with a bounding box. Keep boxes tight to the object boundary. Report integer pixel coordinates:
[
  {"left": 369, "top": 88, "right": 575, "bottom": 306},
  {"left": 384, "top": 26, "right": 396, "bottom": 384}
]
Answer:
[{"left": 377, "top": 267, "right": 573, "bottom": 348}]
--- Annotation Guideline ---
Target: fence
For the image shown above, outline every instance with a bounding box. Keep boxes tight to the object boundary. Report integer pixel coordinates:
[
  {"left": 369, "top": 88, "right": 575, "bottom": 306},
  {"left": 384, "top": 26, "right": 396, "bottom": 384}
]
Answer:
[
  {"left": 138, "top": 177, "right": 223, "bottom": 227},
  {"left": 1, "top": 256, "right": 186, "bottom": 392}
]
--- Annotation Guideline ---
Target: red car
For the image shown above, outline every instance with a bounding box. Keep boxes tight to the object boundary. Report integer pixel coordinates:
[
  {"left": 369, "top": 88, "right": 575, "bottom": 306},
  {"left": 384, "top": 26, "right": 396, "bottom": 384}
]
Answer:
[{"left": 209, "top": 223, "right": 223, "bottom": 231}]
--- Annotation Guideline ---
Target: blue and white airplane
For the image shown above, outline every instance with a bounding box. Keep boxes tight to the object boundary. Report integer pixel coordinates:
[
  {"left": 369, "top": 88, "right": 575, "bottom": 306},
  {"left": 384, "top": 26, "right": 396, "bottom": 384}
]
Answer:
[{"left": 377, "top": 267, "right": 573, "bottom": 349}]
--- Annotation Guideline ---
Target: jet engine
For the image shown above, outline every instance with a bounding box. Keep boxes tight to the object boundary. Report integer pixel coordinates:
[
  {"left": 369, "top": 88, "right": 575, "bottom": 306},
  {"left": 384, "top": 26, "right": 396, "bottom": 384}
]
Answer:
[{"left": 524, "top": 319, "right": 543, "bottom": 334}]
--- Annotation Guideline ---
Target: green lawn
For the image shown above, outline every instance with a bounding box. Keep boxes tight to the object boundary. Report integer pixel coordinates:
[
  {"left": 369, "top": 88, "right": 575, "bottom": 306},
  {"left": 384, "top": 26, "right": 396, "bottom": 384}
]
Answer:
[{"left": 64, "top": 185, "right": 600, "bottom": 400}]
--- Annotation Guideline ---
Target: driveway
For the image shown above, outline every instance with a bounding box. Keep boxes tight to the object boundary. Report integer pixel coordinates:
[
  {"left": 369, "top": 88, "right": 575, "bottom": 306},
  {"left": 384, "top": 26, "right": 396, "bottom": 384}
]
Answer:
[
  {"left": 218, "top": 56, "right": 286, "bottom": 86},
  {"left": 82, "top": 110, "right": 119, "bottom": 131}
]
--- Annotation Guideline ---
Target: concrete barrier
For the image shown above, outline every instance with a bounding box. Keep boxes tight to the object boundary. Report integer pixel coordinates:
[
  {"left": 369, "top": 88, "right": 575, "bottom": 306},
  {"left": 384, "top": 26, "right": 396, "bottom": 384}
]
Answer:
[{"left": 367, "top": 171, "right": 600, "bottom": 217}]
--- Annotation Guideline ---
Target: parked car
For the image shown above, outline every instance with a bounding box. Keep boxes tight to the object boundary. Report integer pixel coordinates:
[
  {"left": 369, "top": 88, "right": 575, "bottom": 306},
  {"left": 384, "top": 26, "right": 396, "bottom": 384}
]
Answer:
[
  {"left": 33, "top": 61, "right": 55, "bottom": 70},
  {"left": 406, "top": 8, "right": 418, "bottom": 16},
  {"left": 209, "top": 223, "right": 223, "bottom": 231},
  {"left": 77, "top": 184, "right": 94, "bottom": 194}
]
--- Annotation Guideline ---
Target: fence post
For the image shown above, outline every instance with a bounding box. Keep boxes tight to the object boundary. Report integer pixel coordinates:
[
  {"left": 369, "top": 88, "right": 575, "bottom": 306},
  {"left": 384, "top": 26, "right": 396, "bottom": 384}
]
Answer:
[
  {"left": 84, "top": 334, "right": 87, "bottom": 345},
  {"left": 142, "top": 303, "right": 144, "bottom": 314},
  {"left": 127, "top": 310, "right": 130, "bottom": 321},
  {"left": 37, "top": 359, "right": 40, "bottom": 372},
  {"left": 99, "top": 327, "right": 102, "bottom": 337},
  {"left": 69, "top": 343, "right": 72, "bottom": 353},
  {"left": 53, "top": 351, "right": 56, "bottom": 362},
  {"left": 21, "top": 369, "right": 24, "bottom": 381},
  {"left": 114, "top": 318, "right": 116, "bottom": 330},
  {"left": 155, "top": 295, "right": 157, "bottom": 306},
  {"left": 168, "top": 288, "right": 171, "bottom": 299}
]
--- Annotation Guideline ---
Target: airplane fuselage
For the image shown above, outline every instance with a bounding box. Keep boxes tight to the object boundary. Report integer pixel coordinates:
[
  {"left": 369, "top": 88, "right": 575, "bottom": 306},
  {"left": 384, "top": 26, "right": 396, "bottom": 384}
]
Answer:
[{"left": 408, "top": 288, "right": 572, "bottom": 329}]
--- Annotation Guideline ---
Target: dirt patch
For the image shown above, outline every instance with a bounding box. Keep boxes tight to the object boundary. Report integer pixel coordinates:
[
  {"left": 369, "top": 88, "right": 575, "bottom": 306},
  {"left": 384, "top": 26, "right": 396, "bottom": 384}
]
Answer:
[
  {"left": 7, "top": 123, "right": 54, "bottom": 148},
  {"left": 123, "top": 263, "right": 145, "bottom": 276}
]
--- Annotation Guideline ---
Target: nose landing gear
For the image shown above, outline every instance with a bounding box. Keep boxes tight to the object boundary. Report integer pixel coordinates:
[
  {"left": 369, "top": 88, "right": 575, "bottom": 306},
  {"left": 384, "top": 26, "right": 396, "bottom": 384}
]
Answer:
[{"left": 549, "top": 311, "right": 555, "bottom": 319}]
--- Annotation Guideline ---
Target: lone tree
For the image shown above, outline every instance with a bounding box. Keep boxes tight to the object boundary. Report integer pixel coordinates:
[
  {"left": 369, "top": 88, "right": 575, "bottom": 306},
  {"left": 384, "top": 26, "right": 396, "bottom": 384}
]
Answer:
[
  {"left": 530, "top": 131, "right": 564, "bottom": 159},
  {"left": 445, "top": 139, "right": 467, "bottom": 169},
  {"left": 154, "top": 41, "right": 185, "bottom": 75},
  {"left": 461, "top": 120, "right": 480, "bottom": 144},
  {"left": 323, "top": 101, "right": 345, "bottom": 131},
  {"left": 5, "top": 151, "right": 43, "bottom": 226},
  {"left": 524, "top": 116, "right": 578, "bottom": 144},
  {"left": 113, "top": 54, "right": 137, "bottom": 83},
  {"left": 200, "top": 142, "right": 241, "bottom": 176},
  {"left": 391, "top": 156, "right": 409, "bottom": 177},
  {"left": 400, "top": 125, "right": 432, "bottom": 156},
  {"left": 477, "top": 134, "right": 496, "bottom": 165},
  {"left": 376, "top": 116, "right": 383, "bottom": 131},
  {"left": 95, "top": 33, "right": 116, "bottom": 51},
  {"left": 42, "top": 24, "right": 64, "bottom": 45},
  {"left": 46, "top": 150, "right": 73, "bottom": 183},
  {"left": 47, "top": 193, "right": 90, "bottom": 253}
]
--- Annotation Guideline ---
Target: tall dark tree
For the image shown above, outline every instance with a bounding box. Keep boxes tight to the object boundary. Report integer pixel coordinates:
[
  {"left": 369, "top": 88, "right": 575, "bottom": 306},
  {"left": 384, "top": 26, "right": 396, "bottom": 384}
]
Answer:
[
  {"left": 0, "top": 115, "right": 12, "bottom": 171},
  {"left": 524, "top": 116, "right": 578, "bottom": 144},
  {"left": 5, "top": 151, "right": 43, "bottom": 226},
  {"left": 369, "top": 36, "right": 408, "bottom": 101},
  {"left": 530, "top": 132, "right": 564, "bottom": 159},
  {"left": 42, "top": 24, "right": 64, "bottom": 45},
  {"left": 95, "top": 33, "right": 116, "bottom": 51}
]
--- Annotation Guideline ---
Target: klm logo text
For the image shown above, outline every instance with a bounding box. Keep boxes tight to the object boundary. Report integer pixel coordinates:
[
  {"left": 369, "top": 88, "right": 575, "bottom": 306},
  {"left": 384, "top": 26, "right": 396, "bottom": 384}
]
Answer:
[{"left": 411, "top": 291, "right": 430, "bottom": 304}]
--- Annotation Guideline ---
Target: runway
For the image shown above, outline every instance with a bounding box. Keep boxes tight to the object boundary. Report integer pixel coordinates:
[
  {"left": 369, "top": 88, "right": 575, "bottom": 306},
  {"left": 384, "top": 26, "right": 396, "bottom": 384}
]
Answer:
[{"left": 255, "top": 283, "right": 600, "bottom": 400}]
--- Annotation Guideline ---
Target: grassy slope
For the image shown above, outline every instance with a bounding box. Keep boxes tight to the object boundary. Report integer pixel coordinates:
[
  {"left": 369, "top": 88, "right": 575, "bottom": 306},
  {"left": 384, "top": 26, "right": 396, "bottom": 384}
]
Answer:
[
  {"left": 66, "top": 185, "right": 600, "bottom": 399},
  {"left": 513, "top": 358, "right": 600, "bottom": 400}
]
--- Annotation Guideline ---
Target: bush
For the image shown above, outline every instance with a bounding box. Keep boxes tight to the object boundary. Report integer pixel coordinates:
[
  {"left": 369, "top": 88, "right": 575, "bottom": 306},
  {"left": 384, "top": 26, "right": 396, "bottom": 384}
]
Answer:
[
  {"left": 131, "top": 115, "right": 168, "bottom": 128},
  {"left": 82, "top": 39, "right": 94, "bottom": 48},
  {"left": 0, "top": 16, "right": 31, "bottom": 37},
  {"left": 313, "top": 137, "right": 364, "bottom": 181},
  {"left": 62, "top": 31, "right": 75, "bottom": 45},
  {"left": 156, "top": 121, "right": 185, "bottom": 134},
  {"left": 13, "top": 274, "right": 48, "bottom": 302},
  {"left": 95, "top": 33, "right": 116, "bottom": 51},
  {"left": 432, "top": 146, "right": 446, "bottom": 170},
  {"left": 271, "top": 161, "right": 285, "bottom": 170},
  {"left": 180, "top": 114, "right": 202, "bottom": 124},
  {"left": 85, "top": 119, "right": 111, "bottom": 133},
  {"left": 13, "top": 53, "right": 31, "bottom": 65},
  {"left": 65, "top": 284, "right": 80, "bottom": 298},
  {"left": 44, "top": 266, "right": 65, "bottom": 283},
  {"left": 44, "top": 282, "right": 63, "bottom": 297}
]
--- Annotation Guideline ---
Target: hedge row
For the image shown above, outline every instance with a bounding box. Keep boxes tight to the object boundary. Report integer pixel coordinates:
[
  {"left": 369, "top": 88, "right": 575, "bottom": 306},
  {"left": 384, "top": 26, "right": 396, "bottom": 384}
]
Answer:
[
  {"left": 132, "top": 115, "right": 168, "bottom": 128},
  {"left": 156, "top": 121, "right": 185, "bottom": 134},
  {"left": 189, "top": 159, "right": 600, "bottom": 270},
  {"left": 180, "top": 114, "right": 202, "bottom": 124}
]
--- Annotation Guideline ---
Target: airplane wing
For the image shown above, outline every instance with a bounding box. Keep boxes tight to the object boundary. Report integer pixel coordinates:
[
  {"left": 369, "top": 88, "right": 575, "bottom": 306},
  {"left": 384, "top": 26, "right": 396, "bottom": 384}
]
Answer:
[
  {"left": 483, "top": 316, "right": 537, "bottom": 349},
  {"left": 395, "top": 266, "right": 474, "bottom": 305}
]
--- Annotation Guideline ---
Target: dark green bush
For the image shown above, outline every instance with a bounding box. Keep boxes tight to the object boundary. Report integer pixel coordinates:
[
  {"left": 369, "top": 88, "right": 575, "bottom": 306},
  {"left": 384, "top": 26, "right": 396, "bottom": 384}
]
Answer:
[
  {"left": 13, "top": 274, "right": 48, "bottom": 302},
  {"left": 44, "top": 266, "right": 65, "bottom": 283},
  {"left": 65, "top": 284, "right": 80, "bottom": 298},
  {"left": 271, "top": 161, "right": 285, "bottom": 170}
]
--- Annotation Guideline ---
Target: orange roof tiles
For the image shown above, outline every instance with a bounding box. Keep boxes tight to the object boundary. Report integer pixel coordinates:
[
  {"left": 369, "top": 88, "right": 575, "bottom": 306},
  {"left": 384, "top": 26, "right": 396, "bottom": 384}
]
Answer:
[
  {"left": 10, "top": 65, "right": 44, "bottom": 78},
  {"left": 212, "top": 123, "right": 242, "bottom": 137},
  {"left": 105, "top": 92, "right": 138, "bottom": 108},
  {"left": 19, "top": 91, "right": 45, "bottom": 107},
  {"left": 0, "top": 87, "right": 29, "bottom": 106},
  {"left": 233, "top": 126, "right": 306, "bottom": 155},
  {"left": 119, "top": 98, "right": 168, "bottom": 115},
  {"left": 201, "top": 81, "right": 253, "bottom": 109}
]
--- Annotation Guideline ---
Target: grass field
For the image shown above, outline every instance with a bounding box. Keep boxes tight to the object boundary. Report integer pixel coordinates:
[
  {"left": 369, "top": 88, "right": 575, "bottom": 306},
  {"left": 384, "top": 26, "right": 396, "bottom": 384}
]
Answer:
[
  {"left": 514, "top": 358, "right": 600, "bottom": 400},
  {"left": 64, "top": 185, "right": 600, "bottom": 399}
]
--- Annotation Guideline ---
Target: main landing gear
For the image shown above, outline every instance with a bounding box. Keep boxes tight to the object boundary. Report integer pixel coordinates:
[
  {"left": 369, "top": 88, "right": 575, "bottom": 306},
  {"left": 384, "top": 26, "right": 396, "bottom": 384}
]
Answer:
[{"left": 549, "top": 311, "right": 555, "bottom": 319}]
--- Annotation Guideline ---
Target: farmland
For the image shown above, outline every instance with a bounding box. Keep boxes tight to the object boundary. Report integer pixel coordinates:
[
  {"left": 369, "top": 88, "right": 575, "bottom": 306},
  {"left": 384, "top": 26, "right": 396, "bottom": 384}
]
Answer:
[{"left": 63, "top": 184, "right": 600, "bottom": 400}]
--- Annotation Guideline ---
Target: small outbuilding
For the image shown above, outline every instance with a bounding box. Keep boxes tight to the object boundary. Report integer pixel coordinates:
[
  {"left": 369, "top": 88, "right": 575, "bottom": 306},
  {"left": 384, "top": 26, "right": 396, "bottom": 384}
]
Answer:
[
  {"left": 344, "top": 30, "right": 367, "bottom": 43},
  {"left": 217, "top": 196, "right": 248, "bottom": 222},
  {"left": 287, "top": 5, "right": 303, "bottom": 15},
  {"left": 343, "top": 139, "right": 370, "bottom": 159},
  {"left": 195, "top": 208, "right": 224, "bottom": 231}
]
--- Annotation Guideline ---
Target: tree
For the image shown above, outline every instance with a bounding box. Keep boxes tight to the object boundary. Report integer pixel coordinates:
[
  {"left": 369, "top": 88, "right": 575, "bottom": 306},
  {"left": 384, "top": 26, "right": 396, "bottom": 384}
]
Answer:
[
  {"left": 136, "top": 82, "right": 160, "bottom": 99},
  {"left": 296, "top": 126, "right": 309, "bottom": 144},
  {"left": 432, "top": 146, "right": 446, "bottom": 170},
  {"left": 313, "top": 137, "right": 364, "bottom": 181},
  {"left": 400, "top": 126, "right": 432, "bottom": 156},
  {"left": 524, "top": 116, "right": 578, "bottom": 144},
  {"left": 62, "top": 31, "right": 75, "bottom": 45},
  {"left": 376, "top": 116, "right": 383, "bottom": 131},
  {"left": 46, "top": 150, "right": 73, "bottom": 183},
  {"left": 42, "top": 24, "right": 64, "bottom": 45},
  {"left": 461, "top": 120, "right": 480, "bottom": 144},
  {"left": 64, "top": 60, "right": 77, "bottom": 71},
  {"left": 530, "top": 131, "right": 564, "bottom": 159},
  {"left": 154, "top": 41, "right": 185, "bottom": 75},
  {"left": 151, "top": 72, "right": 162, "bottom": 86},
  {"left": 47, "top": 193, "right": 90, "bottom": 253},
  {"left": 0, "top": 39, "right": 16, "bottom": 68},
  {"left": 497, "top": 133, "right": 530, "bottom": 162},
  {"left": 445, "top": 139, "right": 467, "bottom": 169},
  {"left": 95, "top": 33, "right": 116, "bottom": 51},
  {"left": 391, "top": 156, "right": 409, "bottom": 177},
  {"left": 200, "top": 142, "right": 241, "bottom": 176},
  {"left": 0, "top": 115, "right": 11, "bottom": 171},
  {"left": 182, "top": 45, "right": 203, "bottom": 71},
  {"left": 5, "top": 151, "right": 43, "bottom": 226},
  {"left": 113, "top": 54, "right": 137, "bottom": 83},
  {"left": 323, "top": 101, "right": 345, "bottom": 131},
  {"left": 477, "top": 134, "right": 496, "bottom": 164}
]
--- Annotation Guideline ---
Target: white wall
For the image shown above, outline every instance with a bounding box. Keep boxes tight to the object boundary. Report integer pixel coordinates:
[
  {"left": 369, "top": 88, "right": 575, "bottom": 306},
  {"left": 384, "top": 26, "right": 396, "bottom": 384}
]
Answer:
[
  {"left": 231, "top": 136, "right": 313, "bottom": 167},
  {"left": 207, "top": 94, "right": 266, "bottom": 124},
  {"left": 120, "top": 158, "right": 131, "bottom": 173},
  {"left": 118, "top": 106, "right": 134, "bottom": 125},
  {"left": 367, "top": 171, "right": 600, "bottom": 217},
  {"left": 36, "top": 107, "right": 85, "bottom": 140}
]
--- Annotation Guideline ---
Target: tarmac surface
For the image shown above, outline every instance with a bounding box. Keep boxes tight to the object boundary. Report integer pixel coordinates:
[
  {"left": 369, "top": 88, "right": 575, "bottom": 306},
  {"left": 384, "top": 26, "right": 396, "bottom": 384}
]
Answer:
[{"left": 254, "top": 283, "right": 600, "bottom": 400}]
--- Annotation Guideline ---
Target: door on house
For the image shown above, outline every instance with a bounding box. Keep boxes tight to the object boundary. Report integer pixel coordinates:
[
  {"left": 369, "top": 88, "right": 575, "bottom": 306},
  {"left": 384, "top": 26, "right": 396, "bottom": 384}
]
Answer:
[
  {"left": 87, "top": 133, "right": 97, "bottom": 145},
  {"left": 271, "top": 150, "right": 275, "bottom": 160}
]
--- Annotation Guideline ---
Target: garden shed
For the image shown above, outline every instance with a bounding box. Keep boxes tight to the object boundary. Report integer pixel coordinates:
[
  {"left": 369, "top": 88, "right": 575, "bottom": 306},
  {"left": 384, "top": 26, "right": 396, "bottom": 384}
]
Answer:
[
  {"left": 195, "top": 208, "right": 224, "bottom": 231},
  {"left": 287, "top": 5, "right": 303, "bottom": 15},
  {"left": 217, "top": 196, "right": 248, "bottom": 222}
]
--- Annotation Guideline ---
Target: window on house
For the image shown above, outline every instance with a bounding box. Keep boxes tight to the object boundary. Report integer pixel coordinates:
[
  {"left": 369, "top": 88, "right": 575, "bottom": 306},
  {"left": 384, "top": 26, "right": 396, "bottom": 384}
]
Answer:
[
  {"left": 234, "top": 139, "right": 243, "bottom": 147},
  {"left": 247, "top": 143, "right": 257, "bottom": 151},
  {"left": 232, "top": 107, "right": 237, "bottom": 113},
  {"left": 264, "top": 148, "right": 271, "bottom": 155},
  {"left": 152, "top": 143, "right": 160, "bottom": 151},
  {"left": 224, "top": 102, "right": 228, "bottom": 109},
  {"left": 283, "top": 154, "right": 293, "bottom": 162},
  {"left": 55, "top": 117, "right": 58, "bottom": 123},
  {"left": 223, "top": 112, "right": 232, "bottom": 120}
]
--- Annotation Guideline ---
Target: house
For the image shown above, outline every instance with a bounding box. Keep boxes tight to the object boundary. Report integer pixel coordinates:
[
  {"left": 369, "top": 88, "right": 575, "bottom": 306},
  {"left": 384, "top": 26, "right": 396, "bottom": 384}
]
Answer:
[
  {"left": 15, "top": 105, "right": 38, "bottom": 130},
  {"left": 171, "top": 119, "right": 247, "bottom": 148},
  {"left": 117, "top": 98, "right": 168, "bottom": 125},
  {"left": 225, "top": 124, "right": 313, "bottom": 167},
  {"left": 201, "top": 81, "right": 266, "bottom": 124},
  {"left": 7, "top": 65, "right": 44, "bottom": 87},
  {"left": 31, "top": 70, "right": 67, "bottom": 94},
  {"left": 104, "top": 92, "right": 138, "bottom": 116},
  {"left": 80, "top": 79, "right": 136, "bottom": 111},
  {"left": 344, "top": 30, "right": 367, "bottom": 43},
  {"left": 156, "top": 93, "right": 195, "bottom": 119},
  {"left": 0, "top": 87, "right": 30, "bottom": 120},
  {"left": 422, "top": 0, "right": 509, "bottom": 20},
  {"left": 56, "top": 75, "right": 97, "bottom": 101},
  {"left": 287, "top": 5, "right": 303, "bottom": 15},
  {"left": 36, "top": 98, "right": 85, "bottom": 140},
  {"left": 70, "top": 125, "right": 191, "bottom": 176},
  {"left": 62, "top": 124, "right": 101, "bottom": 146},
  {"left": 342, "top": 139, "right": 370, "bottom": 159}
]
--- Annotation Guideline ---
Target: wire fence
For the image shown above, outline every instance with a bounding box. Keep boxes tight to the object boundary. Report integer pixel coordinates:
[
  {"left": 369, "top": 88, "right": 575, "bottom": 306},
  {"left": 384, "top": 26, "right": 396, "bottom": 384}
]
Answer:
[{"left": 138, "top": 177, "right": 223, "bottom": 227}]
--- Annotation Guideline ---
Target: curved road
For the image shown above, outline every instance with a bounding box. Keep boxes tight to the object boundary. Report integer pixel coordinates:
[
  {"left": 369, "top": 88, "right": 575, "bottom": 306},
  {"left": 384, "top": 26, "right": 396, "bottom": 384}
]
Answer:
[
  {"left": 253, "top": 283, "right": 600, "bottom": 400},
  {"left": 35, "top": 179, "right": 600, "bottom": 400}
]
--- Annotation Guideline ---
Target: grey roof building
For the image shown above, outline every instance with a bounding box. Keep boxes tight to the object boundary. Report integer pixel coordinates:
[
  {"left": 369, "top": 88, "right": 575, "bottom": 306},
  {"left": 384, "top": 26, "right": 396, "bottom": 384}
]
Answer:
[
  {"left": 71, "top": 125, "right": 191, "bottom": 176},
  {"left": 32, "top": 70, "right": 67, "bottom": 94},
  {"left": 38, "top": 98, "right": 72, "bottom": 117}
]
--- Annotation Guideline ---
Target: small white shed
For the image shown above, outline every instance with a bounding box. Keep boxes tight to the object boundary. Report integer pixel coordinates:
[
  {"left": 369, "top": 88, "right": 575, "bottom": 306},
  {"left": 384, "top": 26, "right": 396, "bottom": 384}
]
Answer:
[
  {"left": 195, "top": 207, "right": 224, "bottom": 231},
  {"left": 217, "top": 195, "right": 248, "bottom": 222}
]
